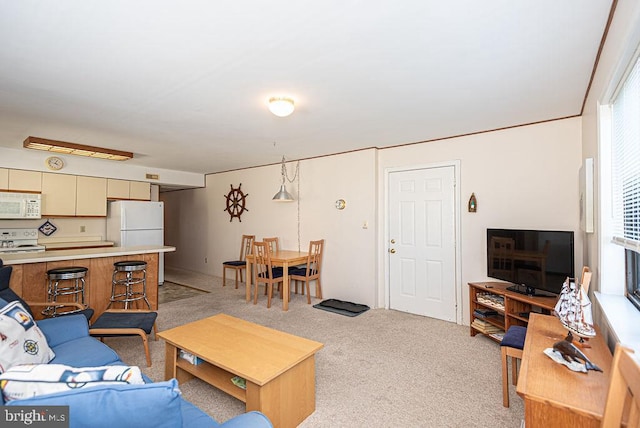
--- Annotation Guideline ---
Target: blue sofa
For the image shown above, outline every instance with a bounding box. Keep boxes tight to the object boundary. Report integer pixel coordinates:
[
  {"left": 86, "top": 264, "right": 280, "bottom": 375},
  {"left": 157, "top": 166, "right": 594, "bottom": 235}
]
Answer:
[{"left": 0, "top": 310, "right": 272, "bottom": 428}]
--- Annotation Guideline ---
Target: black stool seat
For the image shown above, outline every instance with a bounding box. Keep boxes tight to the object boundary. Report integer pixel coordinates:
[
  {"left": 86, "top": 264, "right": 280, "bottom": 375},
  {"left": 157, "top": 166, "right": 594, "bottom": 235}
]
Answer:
[
  {"left": 46, "top": 266, "right": 88, "bottom": 280},
  {"left": 114, "top": 261, "right": 147, "bottom": 271}
]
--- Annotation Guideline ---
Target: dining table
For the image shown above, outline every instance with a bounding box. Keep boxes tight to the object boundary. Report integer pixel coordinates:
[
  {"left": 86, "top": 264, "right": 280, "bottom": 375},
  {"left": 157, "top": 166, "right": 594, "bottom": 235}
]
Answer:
[{"left": 245, "top": 249, "right": 309, "bottom": 311}]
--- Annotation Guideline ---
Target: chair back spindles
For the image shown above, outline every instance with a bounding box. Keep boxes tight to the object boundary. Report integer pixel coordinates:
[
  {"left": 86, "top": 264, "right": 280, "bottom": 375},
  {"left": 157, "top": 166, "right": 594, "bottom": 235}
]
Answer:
[
  {"left": 263, "top": 237, "right": 280, "bottom": 254},
  {"left": 289, "top": 239, "right": 324, "bottom": 304},
  {"left": 252, "top": 241, "right": 284, "bottom": 308}
]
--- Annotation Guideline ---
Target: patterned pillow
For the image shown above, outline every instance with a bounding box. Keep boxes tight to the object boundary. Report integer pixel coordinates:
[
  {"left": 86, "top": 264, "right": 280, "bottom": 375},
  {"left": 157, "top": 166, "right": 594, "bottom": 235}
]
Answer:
[
  {"left": 0, "top": 301, "right": 55, "bottom": 373},
  {"left": 0, "top": 364, "right": 145, "bottom": 402}
]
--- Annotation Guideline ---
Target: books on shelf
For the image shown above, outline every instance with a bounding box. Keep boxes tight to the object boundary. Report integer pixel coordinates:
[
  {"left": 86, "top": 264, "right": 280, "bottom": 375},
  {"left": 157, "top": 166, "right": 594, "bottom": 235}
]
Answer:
[
  {"left": 489, "top": 332, "right": 505, "bottom": 341},
  {"left": 473, "top": 308, "right": 499, "bottom": 318},
  {"left": 231, "top": 376, "right": 246, "bottom": 390},
  {"left": 477, "top": 293, "right": 505, "bottom": 310},
  {"left": 471, "top": 318, "right": 504, "bottom": 334},
  {"left": 179, "top": 350, "right": 202, "bottom": 365}
]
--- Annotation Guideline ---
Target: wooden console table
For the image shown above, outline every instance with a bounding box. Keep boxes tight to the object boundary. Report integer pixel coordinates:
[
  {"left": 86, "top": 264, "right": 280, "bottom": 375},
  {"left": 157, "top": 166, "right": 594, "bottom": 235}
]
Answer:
[{"left": 517, "top": 313, "right": 612, "bottom": 427}]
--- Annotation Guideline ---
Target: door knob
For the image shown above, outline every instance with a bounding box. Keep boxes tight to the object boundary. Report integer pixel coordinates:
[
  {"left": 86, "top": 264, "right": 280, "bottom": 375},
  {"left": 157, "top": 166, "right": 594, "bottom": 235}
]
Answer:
[
  {"left": 390, "top": 239, "right": 396, "bottom": 244},
  {"left": 389, "top": 248, "right": 396, "bottom": 254}
]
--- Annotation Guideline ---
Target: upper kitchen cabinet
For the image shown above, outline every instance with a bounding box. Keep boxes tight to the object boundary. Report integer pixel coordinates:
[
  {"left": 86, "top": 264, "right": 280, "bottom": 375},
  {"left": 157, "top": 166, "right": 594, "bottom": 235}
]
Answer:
[
  {"left": 76, "top": 176, "right": 107, "bottom": 216},
  {"left": 8, "top": 169, "right": 42, "bottom": 192},
  {"left": 0, "top": 168, "right": 8, "bottom": 190},
  {"left": 129, "top": 181, "right": 150, "bottom": 200},
  {"left": 41, "top": 173, "right": 76, "bottom": 216},
  {"left": 107, "top": 179, "right": 129, "bottom": 199},
  {"left": 107, "top": 179, "right": 150, "bottom": 201}
]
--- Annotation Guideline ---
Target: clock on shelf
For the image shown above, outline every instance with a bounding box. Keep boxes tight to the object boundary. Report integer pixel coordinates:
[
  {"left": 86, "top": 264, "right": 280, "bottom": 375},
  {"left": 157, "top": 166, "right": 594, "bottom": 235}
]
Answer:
[{"left": 45, "top": 156, "right": 64, "bottom": 171}]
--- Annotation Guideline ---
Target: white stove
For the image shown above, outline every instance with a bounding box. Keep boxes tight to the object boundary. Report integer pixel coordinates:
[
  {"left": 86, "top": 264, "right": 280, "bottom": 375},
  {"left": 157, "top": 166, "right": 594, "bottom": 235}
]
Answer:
[{"left": 0, "top": 228, "right": 45, "bottom": 254}]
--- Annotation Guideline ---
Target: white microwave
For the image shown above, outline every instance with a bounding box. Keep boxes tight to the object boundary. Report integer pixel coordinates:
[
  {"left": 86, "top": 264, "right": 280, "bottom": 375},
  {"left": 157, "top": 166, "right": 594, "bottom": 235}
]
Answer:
[{"left": 0, "top": 192, "right": 41, "bottom": 219}]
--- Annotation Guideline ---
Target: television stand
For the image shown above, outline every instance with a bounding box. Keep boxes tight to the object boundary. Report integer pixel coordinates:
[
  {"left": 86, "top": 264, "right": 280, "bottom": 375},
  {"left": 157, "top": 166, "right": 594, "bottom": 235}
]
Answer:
[
  {"left": 469, "top": 282, "right": 559, "bottom": 343},
  {"left": 506, "top": 284, "right": 557, "bottom": 298}
]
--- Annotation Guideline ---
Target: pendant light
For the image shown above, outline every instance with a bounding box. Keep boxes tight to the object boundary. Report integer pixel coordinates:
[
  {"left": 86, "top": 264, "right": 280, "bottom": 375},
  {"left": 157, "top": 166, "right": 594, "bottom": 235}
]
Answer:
[{"left": 272, "top": 156, "right": 298, "bottom": 202}]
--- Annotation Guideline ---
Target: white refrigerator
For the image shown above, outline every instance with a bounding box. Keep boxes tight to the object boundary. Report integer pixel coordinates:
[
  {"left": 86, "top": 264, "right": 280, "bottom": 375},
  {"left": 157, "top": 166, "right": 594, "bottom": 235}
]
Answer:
[{"left": 106, "top": 200, "right": 165, "bottom": 284}]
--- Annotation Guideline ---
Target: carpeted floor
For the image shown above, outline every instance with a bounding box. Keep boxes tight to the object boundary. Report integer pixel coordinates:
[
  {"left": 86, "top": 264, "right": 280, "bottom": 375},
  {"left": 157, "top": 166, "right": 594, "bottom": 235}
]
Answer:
[
  {"left": 106, "top": 267, "right": 525, "bottom": 427},
  {"left": 158, "top": 281, "right": 208, "bottom": 304}
]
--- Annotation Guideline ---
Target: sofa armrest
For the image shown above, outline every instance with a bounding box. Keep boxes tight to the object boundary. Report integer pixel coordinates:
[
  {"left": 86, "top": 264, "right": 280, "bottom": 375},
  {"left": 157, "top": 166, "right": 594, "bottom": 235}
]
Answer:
[
  {"left": 36, "top": 314, "right": 89, "bottom": 348},
  {"left": 219, "top": 412, "right": 273, "bottom": 428}
]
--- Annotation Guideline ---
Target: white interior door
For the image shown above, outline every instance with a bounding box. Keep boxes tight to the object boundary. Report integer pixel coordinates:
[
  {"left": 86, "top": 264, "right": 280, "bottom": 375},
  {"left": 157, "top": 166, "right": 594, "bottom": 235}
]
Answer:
[{"left": 388, "top": 166, "right": 456, "bottom": 322}]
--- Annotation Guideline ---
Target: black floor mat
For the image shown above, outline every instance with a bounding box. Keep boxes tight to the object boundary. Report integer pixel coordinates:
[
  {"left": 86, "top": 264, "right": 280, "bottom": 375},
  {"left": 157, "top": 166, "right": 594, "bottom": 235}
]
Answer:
[{"left": 313, "top": 299, "right": 370, "bottom": 317}]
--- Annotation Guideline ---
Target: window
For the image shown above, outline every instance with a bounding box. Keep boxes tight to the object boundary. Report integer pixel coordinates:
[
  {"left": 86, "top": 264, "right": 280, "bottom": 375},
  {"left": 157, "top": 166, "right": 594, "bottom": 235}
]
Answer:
[{"left": 611, "top": 52, "right": 640, "bottom": 311}]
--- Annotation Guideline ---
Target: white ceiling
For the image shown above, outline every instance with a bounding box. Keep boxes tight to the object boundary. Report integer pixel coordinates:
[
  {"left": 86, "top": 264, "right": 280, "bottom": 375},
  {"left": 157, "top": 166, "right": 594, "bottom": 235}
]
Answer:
[{"left": 0, "top": 1, "right": 613, "bottom": 174}]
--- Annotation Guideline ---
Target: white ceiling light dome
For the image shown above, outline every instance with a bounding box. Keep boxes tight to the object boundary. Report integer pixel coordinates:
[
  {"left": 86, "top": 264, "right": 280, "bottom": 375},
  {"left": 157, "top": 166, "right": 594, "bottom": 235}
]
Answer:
[{"left": 268, "top": 97, "right": 295, "bottom": 117}]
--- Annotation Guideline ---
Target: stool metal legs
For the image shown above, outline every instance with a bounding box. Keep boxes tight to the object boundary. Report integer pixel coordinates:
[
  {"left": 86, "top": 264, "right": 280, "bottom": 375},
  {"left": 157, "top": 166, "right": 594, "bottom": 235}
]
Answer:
[
  {"left": 43, "top": 267, "right": 88, "bottom": 317},
  {"left": 109, "top": 266, "right": 151, "bottom": 309}
]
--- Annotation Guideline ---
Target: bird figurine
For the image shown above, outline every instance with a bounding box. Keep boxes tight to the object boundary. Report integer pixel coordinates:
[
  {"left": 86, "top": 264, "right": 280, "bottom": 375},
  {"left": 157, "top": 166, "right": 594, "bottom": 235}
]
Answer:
[{"left": 553, "top": 331, "right": 603, "bottom": 372}]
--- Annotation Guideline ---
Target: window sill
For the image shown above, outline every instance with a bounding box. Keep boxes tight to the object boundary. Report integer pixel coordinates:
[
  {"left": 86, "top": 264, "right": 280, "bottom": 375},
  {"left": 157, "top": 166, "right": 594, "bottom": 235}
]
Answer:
[{"left": 595, "top": 291, "right": 640, "bottom": 353}]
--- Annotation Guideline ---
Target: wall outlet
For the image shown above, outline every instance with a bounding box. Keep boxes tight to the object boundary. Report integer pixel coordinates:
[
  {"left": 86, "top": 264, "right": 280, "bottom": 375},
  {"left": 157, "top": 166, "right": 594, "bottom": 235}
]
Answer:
[
  {"left": 204, "top": 257, "right": 208, "bottom": 264},
  {"left": 362, "top": 221, "right": 368, "bottom": 229},
  {"left": 80, "top": 226, "right": 86, "bottom": 233}
]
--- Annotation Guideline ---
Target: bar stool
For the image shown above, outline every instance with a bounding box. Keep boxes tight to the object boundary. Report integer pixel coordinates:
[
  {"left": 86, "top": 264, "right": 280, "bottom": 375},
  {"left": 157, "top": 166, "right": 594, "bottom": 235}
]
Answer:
[
  {"left": 109, "top": 261, "right": 151, "bottom": 309},
  {"left": 42, "top": 266, "right": 89, "bottom": 317}
]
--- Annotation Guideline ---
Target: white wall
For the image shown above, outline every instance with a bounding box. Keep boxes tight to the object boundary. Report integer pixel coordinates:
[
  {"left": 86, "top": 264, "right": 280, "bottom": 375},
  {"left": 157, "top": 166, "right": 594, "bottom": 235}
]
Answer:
[
  {"left": 581, "top": 0, "right": 640, "bottom": 286},
  {"left": 579, "top": 0, "right": 640, "bottom": 345},
  {"left": 378, "top": 118, "right": 582, "bottom": 324},
  {"left": 162, "top": 149, "right": 378, "bottom": 306},
  {"left": 163, "top": 119, "right": 582, "bottom": 319}
]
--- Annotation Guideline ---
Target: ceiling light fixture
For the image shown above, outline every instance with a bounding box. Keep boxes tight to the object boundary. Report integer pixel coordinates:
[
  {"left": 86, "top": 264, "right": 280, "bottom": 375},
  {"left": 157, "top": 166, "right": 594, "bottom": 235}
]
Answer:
[
  {"left": 268, "top": 97, "right": 295, "bottom": 117},
  {"left": 23, "top": 136, "right": 133, "bottom": 161},
  {"left": 273, "top": 155, "right": 299, "bottom": 202}
]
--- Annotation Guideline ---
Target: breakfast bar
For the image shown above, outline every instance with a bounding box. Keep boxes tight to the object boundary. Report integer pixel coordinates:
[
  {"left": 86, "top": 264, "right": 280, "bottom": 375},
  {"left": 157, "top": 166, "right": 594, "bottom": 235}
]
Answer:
[{"left": 1, "top": 245, "right": 175, "bottom": 321}]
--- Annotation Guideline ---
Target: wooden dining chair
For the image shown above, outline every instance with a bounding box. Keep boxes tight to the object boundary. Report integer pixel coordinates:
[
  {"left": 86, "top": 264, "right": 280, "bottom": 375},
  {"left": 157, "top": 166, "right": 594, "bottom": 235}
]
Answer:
[
  {"left": 263, "top": 237, "right": 280, "bottom": 254},
  {"left": 289, "top": 239, "right": 324, "bottom": 304},
  {"left": 222, "top": 235, "right": 255, "bottom": 289},
  {"left": 601, "top": 344, "right": 640, "bottom": 428},
  {"left": 252, "top": 241, "right": 284, "bottom": 308}
]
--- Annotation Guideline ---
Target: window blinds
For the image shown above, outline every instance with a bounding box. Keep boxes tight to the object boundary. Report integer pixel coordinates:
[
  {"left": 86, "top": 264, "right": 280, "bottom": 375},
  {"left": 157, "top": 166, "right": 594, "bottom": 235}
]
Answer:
[{"left": 612, "top": 55, "right": 640, "bottom": 252}]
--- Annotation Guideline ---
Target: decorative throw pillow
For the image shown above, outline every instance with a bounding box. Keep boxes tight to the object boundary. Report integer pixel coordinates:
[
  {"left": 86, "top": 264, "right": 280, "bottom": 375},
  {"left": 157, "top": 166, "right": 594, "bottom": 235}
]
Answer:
[
  {"left": 0, "top": 363, "right": 145, "bottom": 402},
  {"left": 6, "top": 379, "right": 184, "bottom": 428},
  {"left": 0, "top": 301, "right": 55, "bottom": 373}
]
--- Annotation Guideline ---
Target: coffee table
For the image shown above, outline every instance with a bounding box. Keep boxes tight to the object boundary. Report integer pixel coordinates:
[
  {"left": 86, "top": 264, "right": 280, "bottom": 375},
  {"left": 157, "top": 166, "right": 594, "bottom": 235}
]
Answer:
[{"left": 157, "top": 314, "right": 324, "bottom": 428}]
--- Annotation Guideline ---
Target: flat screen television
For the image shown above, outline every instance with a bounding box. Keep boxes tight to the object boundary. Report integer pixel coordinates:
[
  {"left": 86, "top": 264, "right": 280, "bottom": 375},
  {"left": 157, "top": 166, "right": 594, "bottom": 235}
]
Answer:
[{"left": 486, "top": 228, "right": 575, "bottom": 297}]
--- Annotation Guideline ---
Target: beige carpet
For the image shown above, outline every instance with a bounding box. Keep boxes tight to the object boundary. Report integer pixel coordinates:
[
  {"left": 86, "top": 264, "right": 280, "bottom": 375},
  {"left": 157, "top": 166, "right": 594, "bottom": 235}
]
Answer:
[{"left": 106, "top": 267, "right": 525, "bottom": 427}]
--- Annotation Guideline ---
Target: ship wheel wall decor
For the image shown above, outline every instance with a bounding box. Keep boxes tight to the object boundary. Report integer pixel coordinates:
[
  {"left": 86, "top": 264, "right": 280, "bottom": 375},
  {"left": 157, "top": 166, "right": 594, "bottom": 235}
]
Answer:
[{"left": 224, "top": 184, "right": 249, "bottom": 222}]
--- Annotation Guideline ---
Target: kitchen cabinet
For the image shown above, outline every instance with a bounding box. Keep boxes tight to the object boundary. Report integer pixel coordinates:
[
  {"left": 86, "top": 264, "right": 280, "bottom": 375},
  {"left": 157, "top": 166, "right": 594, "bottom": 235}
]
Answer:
[
  {"left": 8, "top": 169, "right": 42, "bottom": 192},
  {"left": 129, "top": 181, "right": 150, "bottom": 200},
  {"left": 41, "top": 173, "right": 76, "bottom": 216},
  {"left": 107, "top": 179, "right": 150, "bottom": 201},
  {"left": 107, "top": 179, "right": 129, "bottom": 199},
  {"left": 0, "top": 168, "right": 8, "bottom": 190},
  {"left": 76, "top": 176, "right": 107, "bottom": 216}
]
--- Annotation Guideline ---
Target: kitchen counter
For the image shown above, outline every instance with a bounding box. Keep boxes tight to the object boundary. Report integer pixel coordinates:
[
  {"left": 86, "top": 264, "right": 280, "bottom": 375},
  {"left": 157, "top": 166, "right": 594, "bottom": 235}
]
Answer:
[
  {"left": 4, "top": 245, "right": 175, "bottom": 321},
  {"left": 0, "top": 245, "right": 175, "bottom": 264},
  {"left": 43, "top": 241, "right": 115, "bottom": 251}
]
